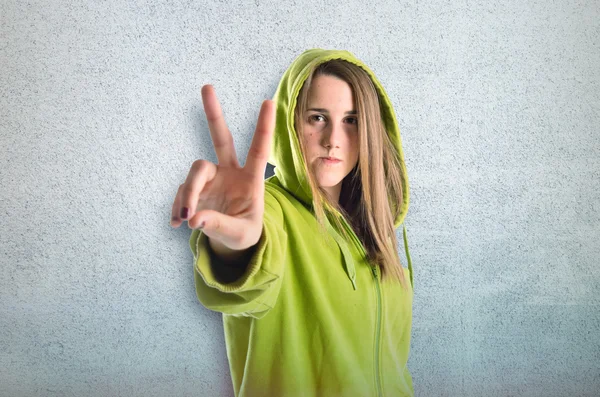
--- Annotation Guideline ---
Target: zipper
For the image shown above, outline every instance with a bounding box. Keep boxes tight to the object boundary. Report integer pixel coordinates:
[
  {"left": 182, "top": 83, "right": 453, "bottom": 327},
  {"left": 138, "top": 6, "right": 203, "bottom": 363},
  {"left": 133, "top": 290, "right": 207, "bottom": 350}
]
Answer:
[
  {"left": 337, "top": 214, "right": 383, "bottom": 396},
  {"left": 372, "top": 265, "right": 383, "bottom": 397}
]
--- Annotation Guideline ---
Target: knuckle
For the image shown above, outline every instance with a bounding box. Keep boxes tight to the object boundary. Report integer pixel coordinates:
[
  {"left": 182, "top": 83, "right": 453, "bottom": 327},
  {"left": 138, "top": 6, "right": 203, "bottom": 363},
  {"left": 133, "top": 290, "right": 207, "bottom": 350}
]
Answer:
[
  {"left": 191, "top": 159, "right": 209, "bottom": 171},
  {"left": 214, "top": 134, "right": 233, "bottom": 149},
  {"left": 248, "top": 146, "right": 266, "bottom": 161},
  {"left": 181, "top": 184, "right": 193, "bottom": 197},
  {"left": 235, "top": 234, "right": 246, "bottom": 247}
]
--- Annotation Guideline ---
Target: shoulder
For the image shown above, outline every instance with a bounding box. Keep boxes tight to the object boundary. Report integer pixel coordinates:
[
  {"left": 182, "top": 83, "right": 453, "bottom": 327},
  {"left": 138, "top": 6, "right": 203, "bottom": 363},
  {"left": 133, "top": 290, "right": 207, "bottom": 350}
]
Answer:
[
  {"left": 263, "top": 176, "right": 312, "bottom": 228},
  {"left": 264, "top": 175, "right": 296, "bottom": 212},
  {"left": 262, "top": 176, "right": 292, "bottom": 224}
]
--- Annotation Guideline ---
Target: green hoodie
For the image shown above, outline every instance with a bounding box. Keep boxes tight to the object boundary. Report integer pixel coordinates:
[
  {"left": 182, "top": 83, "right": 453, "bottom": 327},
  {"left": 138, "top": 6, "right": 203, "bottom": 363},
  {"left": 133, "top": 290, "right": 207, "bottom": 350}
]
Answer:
[{"left": 190, "top": 48, "right": 414, "bottom": 397}]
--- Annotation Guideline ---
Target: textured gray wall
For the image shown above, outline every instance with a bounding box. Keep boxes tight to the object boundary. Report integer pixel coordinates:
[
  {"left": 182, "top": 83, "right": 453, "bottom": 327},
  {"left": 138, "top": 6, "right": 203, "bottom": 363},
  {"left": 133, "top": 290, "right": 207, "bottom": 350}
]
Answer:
[{"left": 1, "top": 0, "right": 599, "bottom": 396}]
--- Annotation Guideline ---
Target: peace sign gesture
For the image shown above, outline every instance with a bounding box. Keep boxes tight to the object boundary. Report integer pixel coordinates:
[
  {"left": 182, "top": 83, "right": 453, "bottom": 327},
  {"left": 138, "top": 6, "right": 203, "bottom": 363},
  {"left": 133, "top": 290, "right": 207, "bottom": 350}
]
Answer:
[{"left": 171, "top": 85, "right": 275, "bottom": 255}]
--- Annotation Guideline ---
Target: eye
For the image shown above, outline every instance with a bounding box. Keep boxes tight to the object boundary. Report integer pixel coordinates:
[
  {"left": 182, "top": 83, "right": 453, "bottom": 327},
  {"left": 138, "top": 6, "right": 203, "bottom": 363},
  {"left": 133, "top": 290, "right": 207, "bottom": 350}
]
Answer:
[
  {"left": 309, "top": 114, "right": 326, "bottom": 123},
  {"left": 345, "top": 117, "right": 358, "bottom": 125}
]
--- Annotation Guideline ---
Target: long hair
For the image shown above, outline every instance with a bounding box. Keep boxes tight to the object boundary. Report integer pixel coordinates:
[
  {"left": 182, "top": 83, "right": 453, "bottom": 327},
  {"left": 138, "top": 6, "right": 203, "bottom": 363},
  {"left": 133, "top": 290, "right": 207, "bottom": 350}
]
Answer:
[{"left": 294, "top": 59, "right": 409, "bottom": 289}]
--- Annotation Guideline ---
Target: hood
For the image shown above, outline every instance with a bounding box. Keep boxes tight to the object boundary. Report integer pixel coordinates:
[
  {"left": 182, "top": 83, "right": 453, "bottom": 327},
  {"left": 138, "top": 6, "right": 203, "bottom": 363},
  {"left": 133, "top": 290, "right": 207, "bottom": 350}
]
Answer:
[{"left": 268, "top": 48, "right": 410, "bottom": 229}]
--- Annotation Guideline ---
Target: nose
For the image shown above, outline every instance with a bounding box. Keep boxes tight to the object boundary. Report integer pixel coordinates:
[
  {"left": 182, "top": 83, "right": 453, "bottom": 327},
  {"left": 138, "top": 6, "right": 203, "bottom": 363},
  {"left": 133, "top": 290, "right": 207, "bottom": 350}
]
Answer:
[{"left": 321, "top": 122, "right": 344, "bottom": 149}]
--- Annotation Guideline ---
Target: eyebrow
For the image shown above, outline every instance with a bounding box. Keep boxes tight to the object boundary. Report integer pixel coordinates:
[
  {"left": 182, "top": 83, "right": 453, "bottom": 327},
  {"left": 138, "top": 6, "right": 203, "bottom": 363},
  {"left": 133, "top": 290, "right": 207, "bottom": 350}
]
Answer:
[{"left": 307, "top": 108, "right": 357, "bottom": 115}]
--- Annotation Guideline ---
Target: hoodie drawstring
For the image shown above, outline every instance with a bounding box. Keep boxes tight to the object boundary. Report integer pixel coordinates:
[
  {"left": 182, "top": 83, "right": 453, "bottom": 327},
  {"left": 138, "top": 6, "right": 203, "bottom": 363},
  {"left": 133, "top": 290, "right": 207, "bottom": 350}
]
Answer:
[
  {"left": 403, "top": 224, "right": 414, "bottom": 289},
  {"left": 324, "top": 215, "right": 358, "bottom": 290},
  {"left": 323, "top": 213, "right": 413, "bottom": 291}
]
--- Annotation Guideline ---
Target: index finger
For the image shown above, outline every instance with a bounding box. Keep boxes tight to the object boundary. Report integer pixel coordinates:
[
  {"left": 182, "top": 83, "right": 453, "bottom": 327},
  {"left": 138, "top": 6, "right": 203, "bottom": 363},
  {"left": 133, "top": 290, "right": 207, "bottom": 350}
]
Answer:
[
  {"left": 201, "top": 85, "right": 239, "bottom": 168},
  {"left": 244, "top": 99, "right": 275, "bottom": 177}
]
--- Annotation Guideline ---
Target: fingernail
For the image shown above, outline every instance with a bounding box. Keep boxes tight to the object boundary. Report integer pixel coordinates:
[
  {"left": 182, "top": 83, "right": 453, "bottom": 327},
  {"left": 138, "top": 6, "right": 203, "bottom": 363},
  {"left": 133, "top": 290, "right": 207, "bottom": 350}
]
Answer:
[
  {"left": 199, "top": 221, "right": 205, "bottom": 229},
  {"left": 180, "top": 207, "right": 189, "bottom": 219}
]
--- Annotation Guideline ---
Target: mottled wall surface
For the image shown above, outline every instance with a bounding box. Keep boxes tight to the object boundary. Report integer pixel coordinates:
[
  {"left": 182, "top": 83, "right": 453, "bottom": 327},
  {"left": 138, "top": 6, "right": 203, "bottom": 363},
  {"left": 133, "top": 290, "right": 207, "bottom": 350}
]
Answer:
[{"left": 1, "top": 1, "right": 598, "bottom": 396}]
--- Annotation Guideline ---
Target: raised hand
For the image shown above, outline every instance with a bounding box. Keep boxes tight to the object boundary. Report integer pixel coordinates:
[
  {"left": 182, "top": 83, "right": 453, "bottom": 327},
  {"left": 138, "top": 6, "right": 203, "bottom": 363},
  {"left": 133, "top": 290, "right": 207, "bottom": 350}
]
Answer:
[{"left": 170, "top": 85, "right": 275, "bottom": 253}]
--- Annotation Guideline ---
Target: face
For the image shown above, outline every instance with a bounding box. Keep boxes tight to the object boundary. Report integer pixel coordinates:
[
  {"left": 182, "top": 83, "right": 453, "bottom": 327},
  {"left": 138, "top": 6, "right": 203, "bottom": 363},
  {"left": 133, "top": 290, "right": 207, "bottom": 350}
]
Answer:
[{"left": 300, "top": 74, "right": 360, "bottom": 202}]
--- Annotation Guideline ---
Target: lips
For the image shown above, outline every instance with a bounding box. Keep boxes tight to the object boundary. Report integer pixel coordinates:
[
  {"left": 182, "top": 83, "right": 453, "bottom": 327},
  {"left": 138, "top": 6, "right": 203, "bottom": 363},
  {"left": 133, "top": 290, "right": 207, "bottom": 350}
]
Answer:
[
  {"left": 320, "top": 157, "right": 341, "bottom": 161},
  {"left": 320, "top": 157, "right": 342, "bottom": 164}
]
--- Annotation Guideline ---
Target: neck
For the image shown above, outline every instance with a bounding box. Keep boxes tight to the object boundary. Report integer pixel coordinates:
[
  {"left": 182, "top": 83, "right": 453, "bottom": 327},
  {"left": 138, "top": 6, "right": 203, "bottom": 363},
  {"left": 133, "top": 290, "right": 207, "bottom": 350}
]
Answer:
[{"left": 323, "top": 184, "right": 341, "bottom": 204}]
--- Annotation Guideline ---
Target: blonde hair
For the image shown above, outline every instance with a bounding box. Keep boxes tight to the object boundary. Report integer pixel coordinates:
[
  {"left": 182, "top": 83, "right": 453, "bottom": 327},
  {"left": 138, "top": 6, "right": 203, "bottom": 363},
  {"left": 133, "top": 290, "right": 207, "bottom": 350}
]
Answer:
[{"left": 294, "top": 59, "right": 409, "bottom": 289}]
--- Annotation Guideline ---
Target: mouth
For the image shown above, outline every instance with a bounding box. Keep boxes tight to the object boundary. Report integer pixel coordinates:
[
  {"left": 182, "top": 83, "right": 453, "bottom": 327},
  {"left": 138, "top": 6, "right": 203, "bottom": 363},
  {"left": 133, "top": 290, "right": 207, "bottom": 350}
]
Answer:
[{"left": 320, "top": 157, "right": 342, "bottom": 164}]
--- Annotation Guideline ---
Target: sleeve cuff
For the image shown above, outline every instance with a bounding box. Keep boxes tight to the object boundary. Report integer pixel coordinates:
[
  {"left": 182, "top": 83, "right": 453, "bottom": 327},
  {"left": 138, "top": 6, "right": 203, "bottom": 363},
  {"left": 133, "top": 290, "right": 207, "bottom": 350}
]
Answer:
[{"left": 192, "top": 225, "right": 270, "bottom": 293}]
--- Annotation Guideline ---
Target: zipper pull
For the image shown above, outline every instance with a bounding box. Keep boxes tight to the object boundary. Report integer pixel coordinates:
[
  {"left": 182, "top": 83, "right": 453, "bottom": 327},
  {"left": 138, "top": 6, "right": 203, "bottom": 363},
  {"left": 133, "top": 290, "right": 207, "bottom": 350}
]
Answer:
[{"left": 371, "top": 266, "right": 378, "bottom": 279}]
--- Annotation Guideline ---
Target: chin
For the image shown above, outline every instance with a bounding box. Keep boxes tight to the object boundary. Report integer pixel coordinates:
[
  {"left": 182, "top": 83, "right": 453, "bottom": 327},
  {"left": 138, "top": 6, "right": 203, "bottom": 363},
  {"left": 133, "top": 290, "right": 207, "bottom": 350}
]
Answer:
[{"left": 316, "top": 177, "right": 343, "bottom": 189}]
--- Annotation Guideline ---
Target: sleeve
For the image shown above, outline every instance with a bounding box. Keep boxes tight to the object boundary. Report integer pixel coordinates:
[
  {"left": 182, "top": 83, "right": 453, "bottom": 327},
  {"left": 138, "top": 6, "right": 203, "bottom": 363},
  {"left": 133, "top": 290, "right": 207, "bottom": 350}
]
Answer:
[{"left": 189, "top": 187, "right": 287, "bottom": 319}]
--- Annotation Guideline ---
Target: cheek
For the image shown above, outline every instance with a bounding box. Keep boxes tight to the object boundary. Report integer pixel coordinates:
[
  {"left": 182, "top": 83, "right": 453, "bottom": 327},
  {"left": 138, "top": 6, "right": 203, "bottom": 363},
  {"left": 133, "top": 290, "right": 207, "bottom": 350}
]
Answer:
[
  {"left": 305, "top": 132, "right": 318, "bottom": 144},
  {"left": 351, "top": 135, "right": 359, "bottom": 155},
  {"left": 302, "top": 133, "right": 319, "bottom": 156}
]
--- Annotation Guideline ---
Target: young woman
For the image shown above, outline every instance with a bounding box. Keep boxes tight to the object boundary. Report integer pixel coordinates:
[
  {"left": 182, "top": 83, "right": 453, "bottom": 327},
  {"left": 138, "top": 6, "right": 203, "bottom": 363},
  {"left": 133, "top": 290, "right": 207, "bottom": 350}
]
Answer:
[{"left": 171, "top": 48, "right": 414, "bottom": 397}]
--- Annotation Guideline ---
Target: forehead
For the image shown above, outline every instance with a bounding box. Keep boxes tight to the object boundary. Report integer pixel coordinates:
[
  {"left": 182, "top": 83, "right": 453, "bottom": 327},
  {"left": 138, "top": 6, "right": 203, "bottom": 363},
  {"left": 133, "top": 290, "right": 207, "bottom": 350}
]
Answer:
[{"left": 307, "top": 75, "right": 354, "bottom": 108}]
